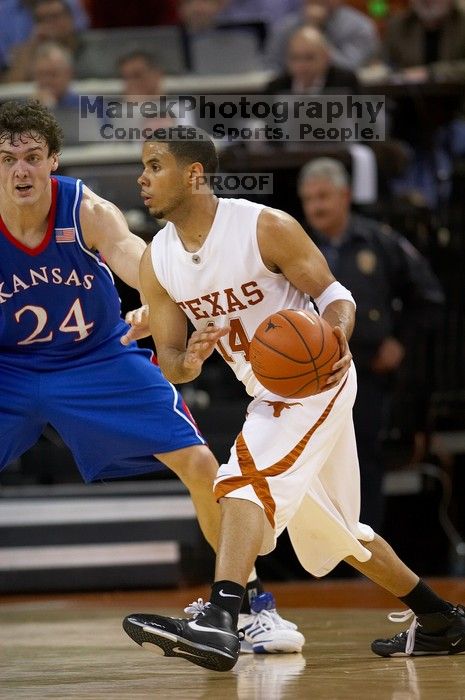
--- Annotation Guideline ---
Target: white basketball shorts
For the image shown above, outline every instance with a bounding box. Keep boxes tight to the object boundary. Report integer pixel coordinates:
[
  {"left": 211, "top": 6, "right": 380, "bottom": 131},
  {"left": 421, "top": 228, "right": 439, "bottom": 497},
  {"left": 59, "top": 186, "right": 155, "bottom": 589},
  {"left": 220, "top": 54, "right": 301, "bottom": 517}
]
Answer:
[{"left": 214, "top": 363, "right": 375, "bottom": 577}]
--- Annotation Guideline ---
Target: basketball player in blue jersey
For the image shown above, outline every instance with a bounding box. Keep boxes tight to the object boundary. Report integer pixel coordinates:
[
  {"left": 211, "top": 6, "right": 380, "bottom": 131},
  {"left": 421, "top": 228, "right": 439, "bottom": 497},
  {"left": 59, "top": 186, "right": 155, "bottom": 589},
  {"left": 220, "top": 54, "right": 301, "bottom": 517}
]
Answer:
[
  {"left": 123, "top": 127, "right": 465, "bottom": 672},
  {"left": 0, "top": 100, "right": 303, "bottom": 655}
]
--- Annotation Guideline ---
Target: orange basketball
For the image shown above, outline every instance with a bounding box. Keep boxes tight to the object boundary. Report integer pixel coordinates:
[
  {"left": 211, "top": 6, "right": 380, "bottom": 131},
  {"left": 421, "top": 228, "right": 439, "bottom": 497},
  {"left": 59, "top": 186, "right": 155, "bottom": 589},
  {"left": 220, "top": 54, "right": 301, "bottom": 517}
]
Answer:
[{"left": 249, "top": 309, "right": 341, "bottom": 398}]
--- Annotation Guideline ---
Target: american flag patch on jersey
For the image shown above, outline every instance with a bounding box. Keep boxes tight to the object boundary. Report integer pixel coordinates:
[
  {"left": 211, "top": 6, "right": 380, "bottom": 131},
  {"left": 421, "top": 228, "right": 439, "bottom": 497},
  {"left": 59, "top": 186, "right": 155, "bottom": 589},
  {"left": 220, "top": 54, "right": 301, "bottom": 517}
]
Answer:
[{"left": 55, "top": 227, "right": 76, "bottom": 243}]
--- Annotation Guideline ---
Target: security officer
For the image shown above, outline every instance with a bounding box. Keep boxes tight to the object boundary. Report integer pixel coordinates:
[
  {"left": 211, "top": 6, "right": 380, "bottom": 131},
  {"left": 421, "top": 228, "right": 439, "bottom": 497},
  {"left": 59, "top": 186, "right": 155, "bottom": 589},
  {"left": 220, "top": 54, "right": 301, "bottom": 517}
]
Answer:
[{"left": 297, "top": 157, "right": 444, "bottom": 531}]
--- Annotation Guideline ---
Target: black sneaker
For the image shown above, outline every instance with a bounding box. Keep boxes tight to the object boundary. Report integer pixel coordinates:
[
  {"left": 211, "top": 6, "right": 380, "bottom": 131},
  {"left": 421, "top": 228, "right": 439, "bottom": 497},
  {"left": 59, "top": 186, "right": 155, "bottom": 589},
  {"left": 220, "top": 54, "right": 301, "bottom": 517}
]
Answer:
[
  {"left": 123, "top": 598, "right": 240, "bottom": 672},
  {"left": 372, "top": 605, "right": 465, "bottom": 657}
]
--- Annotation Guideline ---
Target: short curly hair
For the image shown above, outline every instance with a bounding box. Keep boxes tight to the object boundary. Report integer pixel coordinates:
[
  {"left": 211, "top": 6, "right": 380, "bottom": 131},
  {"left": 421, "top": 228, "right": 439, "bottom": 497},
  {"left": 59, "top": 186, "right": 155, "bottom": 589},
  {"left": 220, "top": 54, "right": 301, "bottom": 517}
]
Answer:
[{"left": 0, "top": 100, "right": 63, "bottom": 155}]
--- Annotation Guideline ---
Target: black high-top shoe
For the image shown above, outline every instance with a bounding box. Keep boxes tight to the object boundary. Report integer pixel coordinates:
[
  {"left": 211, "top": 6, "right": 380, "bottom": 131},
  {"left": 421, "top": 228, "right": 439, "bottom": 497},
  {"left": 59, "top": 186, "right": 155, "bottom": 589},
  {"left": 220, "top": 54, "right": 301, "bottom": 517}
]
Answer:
[
  {"left": 123, "top": 598, "right": 240, "bottom": 672},
  {"left": 371, "top": 605, "right": 465, "bottom": 657}
]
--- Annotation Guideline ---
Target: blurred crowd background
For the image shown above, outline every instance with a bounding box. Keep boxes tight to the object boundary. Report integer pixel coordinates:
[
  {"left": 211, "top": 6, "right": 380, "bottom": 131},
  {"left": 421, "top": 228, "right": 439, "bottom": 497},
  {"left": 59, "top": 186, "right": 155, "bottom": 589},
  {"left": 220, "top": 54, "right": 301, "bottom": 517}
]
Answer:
[{"left": 1, "top": 0, "right": 465, "bottom": 589}]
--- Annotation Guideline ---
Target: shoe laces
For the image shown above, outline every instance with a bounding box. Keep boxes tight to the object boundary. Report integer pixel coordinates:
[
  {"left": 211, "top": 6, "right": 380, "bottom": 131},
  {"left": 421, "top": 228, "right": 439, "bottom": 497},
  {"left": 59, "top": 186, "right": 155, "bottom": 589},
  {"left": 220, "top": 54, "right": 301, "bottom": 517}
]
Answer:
[
  {"left": 185, "top": 598, "right": 245, "bottom": 640},
  {"left": 184, "top": 598, "right": 210, "bottom": 619},
  {"left": 268, "top": 609, "right": 298, "bottom": 630},
  {"left": 387, "top": 609, "right": 418, "bottom": 655},
  {"left": 243, "top": 608, "right": 285, "bottom": 634}
]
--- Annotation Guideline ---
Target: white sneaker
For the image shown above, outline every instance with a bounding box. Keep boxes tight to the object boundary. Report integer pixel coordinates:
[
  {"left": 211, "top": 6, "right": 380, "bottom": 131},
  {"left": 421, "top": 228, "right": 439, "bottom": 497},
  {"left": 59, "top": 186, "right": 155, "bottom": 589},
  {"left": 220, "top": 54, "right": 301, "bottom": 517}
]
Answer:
[{"left": 238, "top": 592, "right": 305, "bottom": 654}]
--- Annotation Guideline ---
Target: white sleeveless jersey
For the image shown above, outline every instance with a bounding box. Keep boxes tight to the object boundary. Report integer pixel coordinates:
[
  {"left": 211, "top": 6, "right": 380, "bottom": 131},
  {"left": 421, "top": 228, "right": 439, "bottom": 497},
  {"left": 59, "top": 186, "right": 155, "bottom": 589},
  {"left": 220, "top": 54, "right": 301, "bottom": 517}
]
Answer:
[{"left": 151, "top": 198, "right": 314, "bottom": 396}]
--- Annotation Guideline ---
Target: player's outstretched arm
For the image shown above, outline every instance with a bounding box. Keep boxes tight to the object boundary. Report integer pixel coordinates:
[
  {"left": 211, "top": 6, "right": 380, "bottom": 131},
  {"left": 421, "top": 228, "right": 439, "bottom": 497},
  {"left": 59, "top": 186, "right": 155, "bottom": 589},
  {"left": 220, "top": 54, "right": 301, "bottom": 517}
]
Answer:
[
  {"left": 257, "top": 208, "right": 354, "bottom": 386},
  {"left": 139, "top": 246, "right": 228, "bottom": 383},
  {"left": 79, "top": 186, "right": 147, "bottom": 293}
]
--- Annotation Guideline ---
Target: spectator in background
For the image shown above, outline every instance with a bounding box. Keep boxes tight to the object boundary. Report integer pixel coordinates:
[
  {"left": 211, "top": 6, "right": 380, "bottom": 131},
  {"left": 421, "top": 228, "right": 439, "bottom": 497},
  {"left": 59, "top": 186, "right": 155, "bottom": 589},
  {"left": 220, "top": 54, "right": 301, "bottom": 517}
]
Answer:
[
  {"left": 118, "top": 52, "right": 164, "bottom": 103},
  {"left": 32, "top": 41, "right": 78, "bottom": 109},
  {"left": 117, "top": 51, "right": 193, "bottom": 130},
  {"left": 29, "top": 40, "right": 85, "bottom": 146},
  {"left": 384, "top": 0, "right": 465, "bottom": 208},
  {"left": 3, "top": 0, "right": 82, "bottom": 83},
  {"left": 298, "top": 157, "right": 444, "bottom": 532},
  {"left": 0, "top": 0, "right": 88, "bottom": 77},
  {"left": 385, "top": 0, "right": 465, "bottom": 82},
  {"left": 267, "top": 0, "right": 380, "bottom": 73},
  {"left": 266, "top": 26, "right": 360, "bottom": 94}
]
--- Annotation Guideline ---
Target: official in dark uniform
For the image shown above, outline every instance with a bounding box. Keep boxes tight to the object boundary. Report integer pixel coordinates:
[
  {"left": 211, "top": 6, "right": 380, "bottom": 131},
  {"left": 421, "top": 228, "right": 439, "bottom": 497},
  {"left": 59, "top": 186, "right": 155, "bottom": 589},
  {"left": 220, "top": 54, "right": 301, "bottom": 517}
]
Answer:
[{"left": 297, "top": 157, "right": 444, "bottom": 531}]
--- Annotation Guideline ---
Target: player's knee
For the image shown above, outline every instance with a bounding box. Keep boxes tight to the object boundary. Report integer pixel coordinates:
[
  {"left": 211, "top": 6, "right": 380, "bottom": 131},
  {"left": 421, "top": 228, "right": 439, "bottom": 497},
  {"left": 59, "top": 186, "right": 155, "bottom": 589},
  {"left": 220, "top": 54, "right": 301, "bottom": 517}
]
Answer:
[
  {"left": 188, "top": 447, "right": 218, "bottom": 485},
  {"left": 173, "top": 445, "right": 218, "bottom": 488}
]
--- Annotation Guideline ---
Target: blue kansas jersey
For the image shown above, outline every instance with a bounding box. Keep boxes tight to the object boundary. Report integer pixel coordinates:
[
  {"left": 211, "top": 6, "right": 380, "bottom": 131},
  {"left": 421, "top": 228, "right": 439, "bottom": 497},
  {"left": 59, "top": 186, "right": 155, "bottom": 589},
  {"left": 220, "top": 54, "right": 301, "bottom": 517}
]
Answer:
[
  {"left": 0, "top": 175, "right": 128, "bottom": 368},
  {"left": 0, "top": 174, "right": 205, "bottom": 481}
]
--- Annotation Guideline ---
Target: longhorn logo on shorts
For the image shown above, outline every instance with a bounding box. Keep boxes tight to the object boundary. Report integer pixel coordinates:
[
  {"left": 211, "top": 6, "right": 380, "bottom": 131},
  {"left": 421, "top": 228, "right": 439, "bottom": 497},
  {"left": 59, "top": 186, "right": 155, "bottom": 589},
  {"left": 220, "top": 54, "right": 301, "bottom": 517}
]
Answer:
[{"left": 263, "top": 401, "right": 303, "bottom": 418}]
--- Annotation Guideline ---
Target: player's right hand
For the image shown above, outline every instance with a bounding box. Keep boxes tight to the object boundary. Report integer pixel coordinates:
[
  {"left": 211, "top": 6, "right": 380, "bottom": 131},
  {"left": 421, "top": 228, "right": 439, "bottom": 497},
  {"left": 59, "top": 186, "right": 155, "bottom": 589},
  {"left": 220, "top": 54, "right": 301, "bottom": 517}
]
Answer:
[
  {"left": 121, "top": 305, "right": 150, "bottom": 345},
  {"left": 324, "top": 325, "right": 352, "bottom": 389},
  {"left": 183, "top": 324, "right": 229, "bottom": 372}
]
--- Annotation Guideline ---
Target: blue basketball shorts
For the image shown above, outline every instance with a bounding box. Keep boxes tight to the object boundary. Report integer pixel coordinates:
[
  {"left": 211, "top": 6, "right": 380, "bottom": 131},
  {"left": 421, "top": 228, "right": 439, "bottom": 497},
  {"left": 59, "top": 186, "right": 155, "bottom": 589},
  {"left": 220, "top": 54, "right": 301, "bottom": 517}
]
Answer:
[{"left": 0, "top": 345, "right": 205, "bottom": 482}]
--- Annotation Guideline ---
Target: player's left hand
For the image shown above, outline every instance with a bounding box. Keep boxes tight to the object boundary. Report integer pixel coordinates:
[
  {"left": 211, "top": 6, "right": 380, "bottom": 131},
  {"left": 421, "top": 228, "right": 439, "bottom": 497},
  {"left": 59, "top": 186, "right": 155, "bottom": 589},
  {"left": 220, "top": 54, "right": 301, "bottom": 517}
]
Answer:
[
  {"left": 120, "top": 305, "right": 150, "bottom": 345},
  {"left": 324, "top": 326, "right": 352, "bottom": 389}
]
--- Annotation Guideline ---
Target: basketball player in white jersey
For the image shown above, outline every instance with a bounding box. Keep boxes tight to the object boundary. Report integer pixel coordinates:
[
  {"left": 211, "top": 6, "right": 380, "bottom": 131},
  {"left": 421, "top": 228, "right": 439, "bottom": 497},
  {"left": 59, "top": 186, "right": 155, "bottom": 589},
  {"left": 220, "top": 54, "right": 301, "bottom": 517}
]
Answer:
[{"left": 123, "top": 127, "right": 465, "bottom": 672}]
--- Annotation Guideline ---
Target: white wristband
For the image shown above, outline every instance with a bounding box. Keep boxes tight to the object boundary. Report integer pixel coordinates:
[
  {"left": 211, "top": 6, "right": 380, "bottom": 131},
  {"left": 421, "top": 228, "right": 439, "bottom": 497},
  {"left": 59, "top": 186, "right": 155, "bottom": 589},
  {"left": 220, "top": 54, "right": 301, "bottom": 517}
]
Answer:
[{"left": 314, "top": 281, "right": 356, "bottom": 315}]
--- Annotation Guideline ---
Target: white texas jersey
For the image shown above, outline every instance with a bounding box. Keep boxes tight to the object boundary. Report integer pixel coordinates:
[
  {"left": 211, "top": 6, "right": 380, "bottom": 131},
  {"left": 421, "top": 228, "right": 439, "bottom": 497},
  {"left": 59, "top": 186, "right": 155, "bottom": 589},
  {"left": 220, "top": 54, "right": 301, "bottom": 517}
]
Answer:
[{"left": 151, "top": 197, "right": 314, "bottom": 396}]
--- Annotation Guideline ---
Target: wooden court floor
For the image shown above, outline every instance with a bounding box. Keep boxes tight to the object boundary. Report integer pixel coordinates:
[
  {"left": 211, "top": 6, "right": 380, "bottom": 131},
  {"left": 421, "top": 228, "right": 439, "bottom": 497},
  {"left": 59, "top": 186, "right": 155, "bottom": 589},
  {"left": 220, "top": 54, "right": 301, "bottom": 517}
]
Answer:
[{"left": 2, "top": 580, "right": 465, "bottom": 700}]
